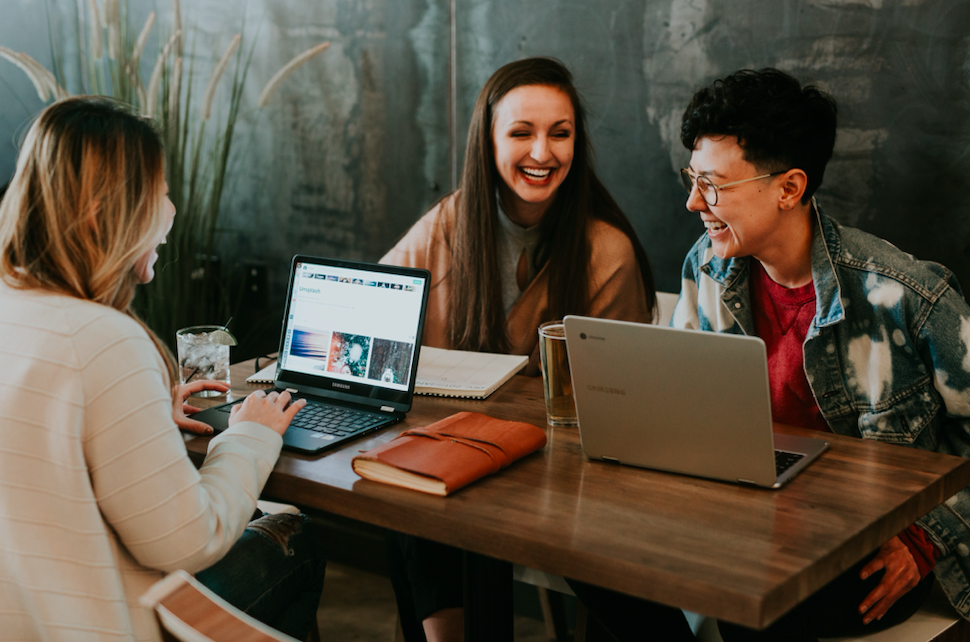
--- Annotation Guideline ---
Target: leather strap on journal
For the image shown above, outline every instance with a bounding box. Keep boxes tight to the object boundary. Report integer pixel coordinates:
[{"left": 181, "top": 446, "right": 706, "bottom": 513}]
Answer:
[{"left": 351, "top": 411, "right": 546, "bottom": 495}]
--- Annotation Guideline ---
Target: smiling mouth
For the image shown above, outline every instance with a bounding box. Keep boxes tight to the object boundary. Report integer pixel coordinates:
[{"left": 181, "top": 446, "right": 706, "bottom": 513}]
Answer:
[
  {"left": 520, "top": 167, "right": 553, "bottom": 183},
  {"left": 704, "top": 220, "right": 728, "bottom": 233}
]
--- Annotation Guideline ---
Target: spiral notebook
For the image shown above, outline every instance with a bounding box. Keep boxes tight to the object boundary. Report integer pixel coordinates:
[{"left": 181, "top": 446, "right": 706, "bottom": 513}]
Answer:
[
  {"left": 413, "top": 347, "right": 527, "bottom": 399},
  {"left": 247, "top": 361, "right": 279, "bottom": 383}
]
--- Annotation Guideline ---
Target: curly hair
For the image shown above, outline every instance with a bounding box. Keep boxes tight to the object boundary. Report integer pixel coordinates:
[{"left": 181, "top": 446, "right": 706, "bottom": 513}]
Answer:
[{"left": 680, "top": 68, "right": 838, "bottom": 203}]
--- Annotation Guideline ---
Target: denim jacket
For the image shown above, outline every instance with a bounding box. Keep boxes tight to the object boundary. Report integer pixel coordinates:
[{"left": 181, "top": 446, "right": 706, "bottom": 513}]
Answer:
[{"left": 672, "top": 203, "right": 970, "bottom": 618}]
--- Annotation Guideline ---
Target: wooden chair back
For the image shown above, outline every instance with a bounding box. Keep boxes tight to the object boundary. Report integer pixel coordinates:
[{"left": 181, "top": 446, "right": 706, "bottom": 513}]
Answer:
[{"left": 140, "top": 570, "right": 299, "bottom": 642}]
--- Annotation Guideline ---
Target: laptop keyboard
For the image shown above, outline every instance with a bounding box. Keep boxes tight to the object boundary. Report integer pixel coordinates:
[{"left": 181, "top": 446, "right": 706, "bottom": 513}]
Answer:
[
  {"left": 217, "top": 397, "right": 387, "bottom": 436},
  {"left": 287, "top": 400, "right": 387, "bottom": 436},
  {"left": 775, "top": 450, "right": 805, "bottom": 476}
]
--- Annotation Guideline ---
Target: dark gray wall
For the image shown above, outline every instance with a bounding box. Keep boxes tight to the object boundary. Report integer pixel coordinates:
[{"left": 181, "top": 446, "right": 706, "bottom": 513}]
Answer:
[
  {"left": 453, "top": 0, "right": 970, "bottom": 295},
  {"left": 2, "top": 0, "right": 969, "bottom": 353}
]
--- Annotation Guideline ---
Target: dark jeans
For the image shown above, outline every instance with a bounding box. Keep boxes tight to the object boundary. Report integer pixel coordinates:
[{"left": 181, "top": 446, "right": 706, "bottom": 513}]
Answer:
[
  {"left": 567, "top": 550, "right": 934, "bottom": 642},
  {"left": 386, "top": 531, "right": 464, "bottom": 642},
  {"left": 196, "top": 511, "right": 327, "bottom": 640}
]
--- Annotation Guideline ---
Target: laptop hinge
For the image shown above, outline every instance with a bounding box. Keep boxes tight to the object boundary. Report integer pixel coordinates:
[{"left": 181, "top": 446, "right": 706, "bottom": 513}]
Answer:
[{"left": 380, "top": 405, "right": 395, "bottom": 413}]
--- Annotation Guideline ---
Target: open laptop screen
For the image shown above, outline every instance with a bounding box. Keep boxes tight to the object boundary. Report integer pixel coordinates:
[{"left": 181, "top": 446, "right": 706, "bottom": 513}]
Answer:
[{"left": 275, "top": 256, "right": 430, "bottom": 410}]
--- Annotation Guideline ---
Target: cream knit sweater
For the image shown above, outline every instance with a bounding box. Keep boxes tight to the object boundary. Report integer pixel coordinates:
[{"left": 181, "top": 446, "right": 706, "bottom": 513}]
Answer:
[{"left": 0, "top": 284, "right": 283, "bottom": 641}]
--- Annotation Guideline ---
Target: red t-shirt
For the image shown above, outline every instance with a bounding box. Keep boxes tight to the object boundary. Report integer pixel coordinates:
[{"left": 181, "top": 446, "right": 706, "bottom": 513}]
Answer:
[
  {"left": 749, "top": 261, "right": 829, "bottom": 433},
  {"left": 750, "top": 260, "right": 937, "bottom": 576}
]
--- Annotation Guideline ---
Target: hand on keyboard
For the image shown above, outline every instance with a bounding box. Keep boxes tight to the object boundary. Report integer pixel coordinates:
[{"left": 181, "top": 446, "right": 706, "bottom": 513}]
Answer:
[{"left": 230, "top": 389, "right": 306, "bottom": 436}]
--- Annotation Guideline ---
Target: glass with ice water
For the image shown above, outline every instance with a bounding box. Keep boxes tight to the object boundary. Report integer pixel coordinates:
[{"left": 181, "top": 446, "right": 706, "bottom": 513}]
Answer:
[{"left": 176, "top": 325, "right": 231, "bottom": 397}]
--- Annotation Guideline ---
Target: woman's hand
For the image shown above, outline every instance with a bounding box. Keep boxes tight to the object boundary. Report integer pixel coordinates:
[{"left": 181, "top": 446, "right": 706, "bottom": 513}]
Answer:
[
  {"left": 173, "top": 381, "right": 230, "bottom": 435},
  {"left": 858, "top": 536, "right": 920, "bottom": 624},
  {"left": 230, "top": 389, "right": 306, "bottom": 437}
]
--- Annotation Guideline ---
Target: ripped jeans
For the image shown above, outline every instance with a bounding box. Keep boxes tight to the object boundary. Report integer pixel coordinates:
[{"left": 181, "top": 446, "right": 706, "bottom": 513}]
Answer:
[{"left": 196, "top": 511, "right": 327, "bottom": 640}]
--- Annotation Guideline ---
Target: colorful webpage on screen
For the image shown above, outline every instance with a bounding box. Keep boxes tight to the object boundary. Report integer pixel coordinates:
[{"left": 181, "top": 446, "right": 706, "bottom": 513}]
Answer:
[{"left": 279, "top": 262, "right": 426, "bottom": 391}]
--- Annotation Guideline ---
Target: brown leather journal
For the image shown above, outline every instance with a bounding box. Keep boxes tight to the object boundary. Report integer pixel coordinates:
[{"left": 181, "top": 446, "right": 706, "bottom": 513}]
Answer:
[{"left": 351, "top": 411, "right": 547, "bottom": 496}]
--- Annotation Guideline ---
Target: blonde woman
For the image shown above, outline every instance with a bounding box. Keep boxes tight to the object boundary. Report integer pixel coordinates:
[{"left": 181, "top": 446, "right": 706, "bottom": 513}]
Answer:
[{"left": 0, "top": 97, "right": 324, "bottom": 641}]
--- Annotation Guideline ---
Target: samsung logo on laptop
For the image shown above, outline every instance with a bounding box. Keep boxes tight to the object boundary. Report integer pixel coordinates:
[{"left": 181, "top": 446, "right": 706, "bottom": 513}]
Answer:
[
  {"left": 332, "top": 382, "right": 351, "bottom": 390},
  {"left": 588, "top": 385, "right": 625, "bottom": 396}
]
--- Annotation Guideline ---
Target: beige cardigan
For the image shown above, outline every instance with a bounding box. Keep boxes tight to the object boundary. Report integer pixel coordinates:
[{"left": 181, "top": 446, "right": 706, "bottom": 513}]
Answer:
[
  {"left": 381, "top": 195, "right": 652, "bottom": 375},
  {"left": 0, "top": 285, "right": 282, "bottom": 641}
]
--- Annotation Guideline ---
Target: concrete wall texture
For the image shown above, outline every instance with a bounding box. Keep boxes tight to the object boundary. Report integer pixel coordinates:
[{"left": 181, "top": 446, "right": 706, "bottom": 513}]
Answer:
[{"left": 2, "top": 0, "right": 969, "bottom": 349}]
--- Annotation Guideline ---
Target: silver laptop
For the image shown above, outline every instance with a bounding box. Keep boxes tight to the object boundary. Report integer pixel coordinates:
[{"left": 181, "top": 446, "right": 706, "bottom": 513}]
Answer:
[
  {"left": 563, "top": 316, "right": 828, "bottom": 488},
  {"left": 194, "top": 255, "right": 430, "bottom": 454}
]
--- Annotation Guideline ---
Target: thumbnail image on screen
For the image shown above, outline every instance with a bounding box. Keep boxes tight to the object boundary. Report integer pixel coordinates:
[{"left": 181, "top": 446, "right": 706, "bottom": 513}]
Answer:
[
  {"left": 367, "top": 339, "right": 415, "bottom": 385},
  {"left": 290, "top": 328, "right": 330, "bottom": 362},
  {"left": 327, "top": 332, "right": 371, "bottom": 378}
]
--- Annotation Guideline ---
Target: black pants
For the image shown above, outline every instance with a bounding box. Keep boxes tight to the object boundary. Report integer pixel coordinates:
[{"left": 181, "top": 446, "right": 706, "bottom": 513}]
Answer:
[
  {"left": 566, "top": 579, "right": 697, "bottom": 642},
  {"left": 568, "top": 550, "right": 934, "bottom": 642},
  {"left": 386, "top": 531, "right": 464, "bottom": 642},
  {"left": 718, "top": 552, "right": 934, "bottom": 642},
  {"left": 390, "top": 532, "right": 934, "bottom": 642}
]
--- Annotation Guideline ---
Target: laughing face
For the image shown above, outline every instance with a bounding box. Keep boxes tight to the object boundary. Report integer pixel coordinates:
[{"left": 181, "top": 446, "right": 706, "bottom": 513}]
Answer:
[
  {"left": 686, "top": 135, "right": 791, "bottom": 263},
  {"left": 491, "top": 84, "right": 575, "bottom": 226}
]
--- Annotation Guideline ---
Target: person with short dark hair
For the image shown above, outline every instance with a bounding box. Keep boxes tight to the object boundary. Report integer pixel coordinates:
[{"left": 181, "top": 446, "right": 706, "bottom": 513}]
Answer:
[
  {"left": 673, "top": 67, "right": 970, "bottom": 640},
  {"left": 566, "top": 67, "right": 970, "bottom": 642}
]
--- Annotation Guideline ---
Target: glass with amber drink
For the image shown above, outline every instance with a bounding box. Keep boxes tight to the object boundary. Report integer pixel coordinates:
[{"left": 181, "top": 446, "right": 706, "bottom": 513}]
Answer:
[{"left": 538, "top": 321, "right": 577, "bottom": 426}]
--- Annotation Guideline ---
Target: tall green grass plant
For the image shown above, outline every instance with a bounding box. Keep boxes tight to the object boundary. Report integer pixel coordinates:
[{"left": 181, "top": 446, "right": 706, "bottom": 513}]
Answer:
[{"left": 0, "top": 0, "right": 329, "bottom": 349}]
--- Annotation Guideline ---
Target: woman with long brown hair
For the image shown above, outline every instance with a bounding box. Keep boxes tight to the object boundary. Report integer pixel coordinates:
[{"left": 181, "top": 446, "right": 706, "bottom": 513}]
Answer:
[
  {"left": 383, "top": 56, "right": 656, "bottom": 375},
  {"left": 0, "top": 97, "right": 324, "bottom": 641},
  {"left": 381, "top": 57, "right": 657, "bottom": 641}
]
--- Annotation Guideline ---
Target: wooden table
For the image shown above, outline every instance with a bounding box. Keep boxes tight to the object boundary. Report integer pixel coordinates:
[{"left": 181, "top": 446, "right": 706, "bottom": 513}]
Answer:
[{"left": 186, "top": 359, "right": 970, "bottom": 637}]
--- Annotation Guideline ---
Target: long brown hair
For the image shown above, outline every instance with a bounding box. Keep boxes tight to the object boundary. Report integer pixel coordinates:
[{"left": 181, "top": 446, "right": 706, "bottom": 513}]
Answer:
[
  {"left": 0, "top": 96, "right": 178, "bottom": 387},
  {"left": 450, "top": 57, "right": 656, "bottom": 352}
]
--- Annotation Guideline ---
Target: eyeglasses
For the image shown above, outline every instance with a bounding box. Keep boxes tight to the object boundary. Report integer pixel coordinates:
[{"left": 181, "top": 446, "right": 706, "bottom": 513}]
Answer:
[{"left": 680, "top": 168, "right": 786, "bottom": 206}]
